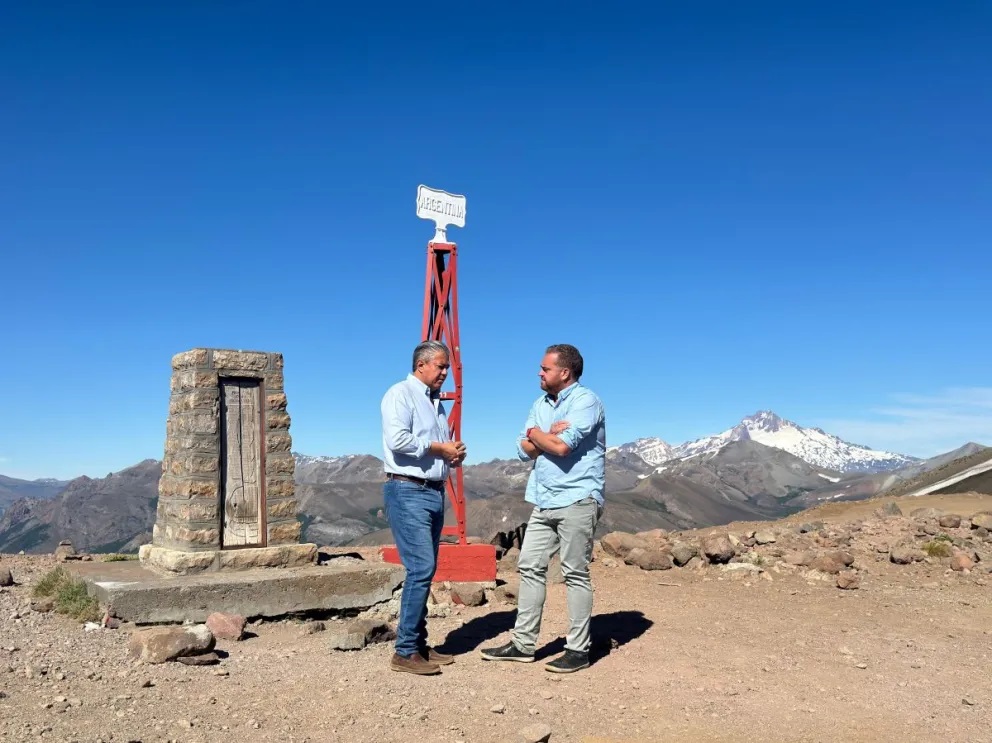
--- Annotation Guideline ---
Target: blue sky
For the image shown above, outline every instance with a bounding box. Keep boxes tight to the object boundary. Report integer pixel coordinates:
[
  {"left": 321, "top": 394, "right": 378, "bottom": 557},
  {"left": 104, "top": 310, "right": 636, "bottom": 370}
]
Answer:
[{"left": 2, "top": 2, "right": 990, "bottom": 480}]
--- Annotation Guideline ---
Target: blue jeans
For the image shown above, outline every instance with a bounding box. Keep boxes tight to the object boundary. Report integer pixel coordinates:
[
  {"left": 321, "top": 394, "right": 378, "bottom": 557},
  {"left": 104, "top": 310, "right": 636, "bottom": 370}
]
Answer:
[{"left": 383, "top": 479, "right": 445, "bottom": 657}]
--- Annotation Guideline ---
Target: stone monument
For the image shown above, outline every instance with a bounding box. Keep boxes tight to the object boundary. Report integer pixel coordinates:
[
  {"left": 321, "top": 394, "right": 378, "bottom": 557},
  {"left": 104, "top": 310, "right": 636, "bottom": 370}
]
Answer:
[{"left": 140, "top": 348, "right": 317, "bottom": 574}]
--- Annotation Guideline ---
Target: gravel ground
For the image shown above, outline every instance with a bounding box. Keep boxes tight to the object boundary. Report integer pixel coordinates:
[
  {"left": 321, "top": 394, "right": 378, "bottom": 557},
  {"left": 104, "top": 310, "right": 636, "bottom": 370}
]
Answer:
[{"left": 2, "top": 493, "right": 992, "bottom": 743}]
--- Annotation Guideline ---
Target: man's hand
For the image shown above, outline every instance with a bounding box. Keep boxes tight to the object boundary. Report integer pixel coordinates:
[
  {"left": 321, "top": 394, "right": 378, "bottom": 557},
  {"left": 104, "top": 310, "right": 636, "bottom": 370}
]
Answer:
[
  {"left": 435, "top": 440, "right": 466, "bottom": 465},
  {"left": 549, "top": 420, "right": 570, "bottom": 435}
]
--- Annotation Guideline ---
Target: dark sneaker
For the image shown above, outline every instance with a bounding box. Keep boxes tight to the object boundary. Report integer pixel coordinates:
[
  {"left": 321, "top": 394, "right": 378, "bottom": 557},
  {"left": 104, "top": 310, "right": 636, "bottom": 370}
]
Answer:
[
  {"left": 480, "top": 641, "right": 535, "bottom": 663},
  {"left": 545, "top": 650, "right": 590, "bottom": 674},
  {"left": 390, "top": 652, "right": 441, "bottom": 675},
  {"left": 421, "top": 647, "right": 454, "bottom": 665}
]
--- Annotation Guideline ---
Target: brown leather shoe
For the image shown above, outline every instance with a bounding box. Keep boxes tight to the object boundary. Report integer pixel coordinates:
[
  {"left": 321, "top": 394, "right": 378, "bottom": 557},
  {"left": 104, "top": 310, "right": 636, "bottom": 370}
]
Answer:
[
  {"left": 390, "top": 652, "right": 441, "bottom": 675},
  {"left": 421, "top": 647, "right": 454, "bottom": 665}
]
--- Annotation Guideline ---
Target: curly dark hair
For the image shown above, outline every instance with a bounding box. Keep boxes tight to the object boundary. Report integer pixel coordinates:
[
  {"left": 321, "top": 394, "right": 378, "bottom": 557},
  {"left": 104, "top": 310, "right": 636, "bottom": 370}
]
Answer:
[{"left": 546, "top": 344, "right": 583, "bottom": 380}]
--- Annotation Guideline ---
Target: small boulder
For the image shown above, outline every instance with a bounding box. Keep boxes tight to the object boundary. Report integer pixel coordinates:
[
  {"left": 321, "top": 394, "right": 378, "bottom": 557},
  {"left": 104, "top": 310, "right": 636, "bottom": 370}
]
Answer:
[
  {"left": 635, "top": 528, "right": 667, "bottom": 541},
  {"left": 600, "top": 532, "right": 649, "bottom": 560},
  {"left": 670, "top": 542, "right": 698, "bottom": 567},
  {"left": 784, "top": 551, "right": 816, "bottom": 567},
  {"left": 950, "top": 553, "right": 974, "bottom": 572},
  {"left": 798, "top": 521, "right": 825, "bottom": 534},
  {"left": 450, "top": 583, "right": 486, "bottom": 607},
  {"left": 499, "top": 547, "right": 521, "bottom": 571},
  {"left": 53, "top": 541, "right": 76, "bottom": 562},
  {"left": 328, "top": 619, "right": 395, "bottom": 651},
  {"left": 128, "top": 625, "right": 215, "bottom": 664},
  {"left": 890, "top": 545, "right": 925, "bottom": 565},
  {"left": 883, "top": 502, "right": 904, "bottom": 516},
  {"left": 938, "top": 514, "right": 962, "bottom": 529},
  {"left": 836, "top": 571, "right": 861, "bottom": 590},
  {"left": 176, "top": 652, "right": 220, "bottom": 666},
  {"left": 516, "top": 722, "right": 552, "bottom": 743},
  {"left": 970, "top": 512, "right": 992, "bottom": 531},
  {"left": 701, "top": 534, "right": 735, "bottom": 564},
  {"left": 0, "top": 567, "right": 13, "bottom": 587},
  {"left": 205, "top": 612, "right": 247, "bottom": 641},
  {"left": 808, "top": 555, "right": 845, "bottom": 574},
  {"left": 910, "top": 507, "right": 944, "bottom": 520},
  {"left": 624, "top": 547, "right": 673, "bottom": 571},
  {"left": 493, "top": 576, "right": 520, "bottom": 604},
  {"left": 753, "top": 530, "right": 777, "bottom": 545}
]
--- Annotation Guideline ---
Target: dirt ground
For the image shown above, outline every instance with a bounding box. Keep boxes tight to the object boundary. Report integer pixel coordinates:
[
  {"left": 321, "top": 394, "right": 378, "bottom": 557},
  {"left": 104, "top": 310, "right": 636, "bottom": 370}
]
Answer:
[{"left": 2, "top": 493, "right": 992, "bottom": 743}]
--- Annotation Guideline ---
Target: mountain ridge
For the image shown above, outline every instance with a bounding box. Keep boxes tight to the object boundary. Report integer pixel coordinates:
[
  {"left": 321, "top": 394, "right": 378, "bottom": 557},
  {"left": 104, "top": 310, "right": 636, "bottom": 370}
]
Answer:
[{"left": 616, "top": 410, "right": 918, "bottom": 473}]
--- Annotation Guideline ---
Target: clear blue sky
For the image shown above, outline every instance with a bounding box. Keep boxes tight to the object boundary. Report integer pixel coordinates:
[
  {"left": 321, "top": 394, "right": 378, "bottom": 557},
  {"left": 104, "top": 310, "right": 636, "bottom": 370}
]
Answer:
[{"left": 2, "top": 2, "right": 990, "bottom": 480}]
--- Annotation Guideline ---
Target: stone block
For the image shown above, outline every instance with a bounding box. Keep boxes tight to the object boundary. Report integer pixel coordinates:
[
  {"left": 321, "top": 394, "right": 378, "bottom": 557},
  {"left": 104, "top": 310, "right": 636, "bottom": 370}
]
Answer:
[
  {"left": 206, "top": 612, "right": 247, "bottom": 641},
  {"left": 265, "top": 453, "right": 294, "bottom": 476},
  {"left": 129, "top": 625, "right": 214, "bottom": 663},
  {"left": 266, "top": 478, "right": 294, "bottom": 499},
  {"left": 170, "top": 370, "right": 219, "bottom": 393},
  {"left": 267, "top": 498, "right": 298, "bottom": 519},
  {"left": 169, "top": 453, "right": 220, "bottom": 477},
  {"left": 268, "top": 521, "right": 302, "bottom": 544},
  {"left": 162, "top": 500, "right": 219, "bottom": 523},
  {"left": 264, "top": 371, "right": 284, "bottom": 391},
  {"left": 74, "top": 559, "right": 404, "bottom": 623},
  {"left": 217, "top": 544, "right": 316, "bottom": 571},
  {"left": 139, "top": 544, "right": 216, "bottom": 574},
  {"left": 266, "top": 432, "right": 292, "bottom": 454},
  {"left": 211, "top": 350, "right": 269, "bottom": 371},
  {"left": 266, "top": 411, "right": 291, "bottom": 430},
  {"left": 159, "top": 477, "right": 218, "bottom": 499},
  {"left": 168, "top": 388, "right": 220, "bottom": 414},
  {"left": 171, "top": 349, "right": 209, "bottom": 371},
  {"left": 266, "top": 392, "right": 287, "bottom": 411},
  {"left": 165, "top": 525, "right": 220, "bottom": 547},
  {"left": 174, "top": 413, "right": 218, "bottom": 435}
]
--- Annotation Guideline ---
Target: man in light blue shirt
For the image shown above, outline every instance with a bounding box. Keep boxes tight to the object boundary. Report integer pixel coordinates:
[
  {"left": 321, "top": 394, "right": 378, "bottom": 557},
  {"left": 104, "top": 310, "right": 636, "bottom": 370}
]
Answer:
[
  {"left": 482, "top": 344, "right": 605, "bottom": 674},
  {"left": 381, "top": 340, "right": 466, "bottom": 676}
]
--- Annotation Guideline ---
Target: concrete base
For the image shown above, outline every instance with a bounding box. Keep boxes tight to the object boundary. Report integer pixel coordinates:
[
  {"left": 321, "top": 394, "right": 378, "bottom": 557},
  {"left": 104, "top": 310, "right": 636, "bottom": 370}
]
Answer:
[
  {"left": 138, "top": 543, "right": 318, "bottom": 575},
  {"left": 66, "top": 559, "right": 405, "bottom": 625},
  {"left": 381, "top": 542, "right": 497, "bottom": 582}
]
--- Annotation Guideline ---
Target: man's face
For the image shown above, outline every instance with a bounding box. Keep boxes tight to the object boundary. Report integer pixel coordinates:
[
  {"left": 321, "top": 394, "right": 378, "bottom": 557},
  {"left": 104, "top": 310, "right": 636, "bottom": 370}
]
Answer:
[
  {"left": 538, "top": 352, "right": 570, "bottom": 395},
  {"left": 417, "top": 353, "right": 450, "bottom": 392}
]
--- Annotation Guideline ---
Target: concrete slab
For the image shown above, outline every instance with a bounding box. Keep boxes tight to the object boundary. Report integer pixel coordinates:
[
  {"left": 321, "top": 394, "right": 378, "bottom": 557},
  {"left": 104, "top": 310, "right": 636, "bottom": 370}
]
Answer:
[{"left": 66, "top": 559, "right": 405, "bottom": 625}]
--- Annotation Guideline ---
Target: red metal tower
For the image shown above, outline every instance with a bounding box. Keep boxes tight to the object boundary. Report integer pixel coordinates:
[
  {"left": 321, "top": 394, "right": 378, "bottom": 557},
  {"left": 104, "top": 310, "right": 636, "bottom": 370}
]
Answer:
[{"left": 380, "top": 239, "right": 497, "bottom": 582}]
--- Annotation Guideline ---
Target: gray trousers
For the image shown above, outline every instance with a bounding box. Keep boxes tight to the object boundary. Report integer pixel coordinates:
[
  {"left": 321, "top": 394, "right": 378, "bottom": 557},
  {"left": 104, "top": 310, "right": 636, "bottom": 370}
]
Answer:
[{"left": 511, "top": 497, "right": 603, "bottom": 654}]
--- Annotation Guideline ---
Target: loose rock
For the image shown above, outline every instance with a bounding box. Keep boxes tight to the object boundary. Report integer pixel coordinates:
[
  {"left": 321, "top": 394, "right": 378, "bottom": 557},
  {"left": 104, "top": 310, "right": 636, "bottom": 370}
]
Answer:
[
  {"left": 206, "top": 612, "right": 247, "bottom": 641},
  {"left": 517, "top": 722, "right": 552, "bottom": 742}
]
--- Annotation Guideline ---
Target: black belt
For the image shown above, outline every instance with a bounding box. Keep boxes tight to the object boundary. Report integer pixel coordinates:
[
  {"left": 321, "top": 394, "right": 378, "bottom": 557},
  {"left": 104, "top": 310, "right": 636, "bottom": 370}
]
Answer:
[{"left": 386, "top": 473, "right": 445, "bottom": 490}]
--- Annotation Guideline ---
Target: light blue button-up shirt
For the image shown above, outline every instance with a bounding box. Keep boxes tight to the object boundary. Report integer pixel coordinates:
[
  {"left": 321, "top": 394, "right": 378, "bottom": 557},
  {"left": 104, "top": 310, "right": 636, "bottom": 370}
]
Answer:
[
  {"left": 381, "top": 374, "right": 451, "bottom": 481},
  {"left": 515, "top": 382, "right": 606, "bottom": 509}
]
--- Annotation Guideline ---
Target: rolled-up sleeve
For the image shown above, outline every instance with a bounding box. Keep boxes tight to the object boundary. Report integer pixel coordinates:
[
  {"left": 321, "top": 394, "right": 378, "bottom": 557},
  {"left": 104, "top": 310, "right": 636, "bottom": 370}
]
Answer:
[
  {"left": 382, "top": 386, "right": 430, "bottom": 457},
  {"left": 515, "top": 404, "right": 538, "bottom": 461},
  {"left": 557, "top": 392, "right": 603, "bottom": 452}
]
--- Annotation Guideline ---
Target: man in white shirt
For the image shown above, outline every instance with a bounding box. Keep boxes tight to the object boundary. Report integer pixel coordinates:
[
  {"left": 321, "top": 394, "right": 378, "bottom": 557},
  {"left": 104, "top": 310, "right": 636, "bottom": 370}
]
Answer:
[{"left": 380, "top": 340, "right": 466, "bottom": 675}]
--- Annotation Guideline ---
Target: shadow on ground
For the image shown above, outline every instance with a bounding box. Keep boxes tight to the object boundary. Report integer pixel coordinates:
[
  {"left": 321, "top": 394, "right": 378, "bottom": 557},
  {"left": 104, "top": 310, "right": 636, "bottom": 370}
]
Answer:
[{"left": 439, "top": 609, "right": 652, "bottom": 666}]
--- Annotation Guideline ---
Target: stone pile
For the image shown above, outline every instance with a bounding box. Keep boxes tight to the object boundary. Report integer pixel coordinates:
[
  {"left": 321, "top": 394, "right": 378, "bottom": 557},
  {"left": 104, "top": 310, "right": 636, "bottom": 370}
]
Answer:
[{"left": 591, "top": 503, "right": 992, "bottom": 590}]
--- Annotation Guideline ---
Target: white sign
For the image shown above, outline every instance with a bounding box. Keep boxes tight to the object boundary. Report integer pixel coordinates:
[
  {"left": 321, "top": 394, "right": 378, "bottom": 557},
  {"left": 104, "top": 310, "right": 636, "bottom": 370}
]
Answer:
[{"left": 416, "top": 184, "right": 466, "bottom": 243}]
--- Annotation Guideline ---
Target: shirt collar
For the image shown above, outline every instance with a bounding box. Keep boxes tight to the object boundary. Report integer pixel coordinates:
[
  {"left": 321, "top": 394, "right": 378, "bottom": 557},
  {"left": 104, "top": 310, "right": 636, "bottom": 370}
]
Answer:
[
  {"left": 546, "top": 381, "right": 580, "bottom": 404},
  {"left": 407, "top": 374, "right": 439, "bottom": 400}
]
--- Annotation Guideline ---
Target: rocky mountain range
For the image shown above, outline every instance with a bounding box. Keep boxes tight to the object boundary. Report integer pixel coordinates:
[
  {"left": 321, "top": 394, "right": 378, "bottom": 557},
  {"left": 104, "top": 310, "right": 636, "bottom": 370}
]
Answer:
[
  {"left": 0, "top": 412, "right": 987, "bottom": 554},
  {"left": 0, "top": 474, "right": 68, "bottom": 517},
  {"left": 616, "top": 410, "right": 918, "bottom": 473}
]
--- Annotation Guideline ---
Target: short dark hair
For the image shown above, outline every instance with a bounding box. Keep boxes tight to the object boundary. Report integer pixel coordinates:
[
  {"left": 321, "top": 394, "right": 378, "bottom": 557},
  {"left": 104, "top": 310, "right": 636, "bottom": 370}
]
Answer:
[{"left": 546, "top": 344, "right": 583, "bottom": 380}]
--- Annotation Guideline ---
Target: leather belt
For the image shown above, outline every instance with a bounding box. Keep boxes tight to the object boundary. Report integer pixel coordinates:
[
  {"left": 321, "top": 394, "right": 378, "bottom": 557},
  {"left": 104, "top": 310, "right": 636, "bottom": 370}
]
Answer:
[{"left": 385, "top": 473, "right": 445, "bottom": 490}]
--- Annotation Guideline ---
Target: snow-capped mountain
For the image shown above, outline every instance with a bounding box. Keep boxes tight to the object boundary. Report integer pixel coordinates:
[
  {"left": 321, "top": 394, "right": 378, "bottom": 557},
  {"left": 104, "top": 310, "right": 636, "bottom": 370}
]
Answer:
[
  {"left": 617, "top": 411, "right": 919, "bottom": 474},
  {"left": 612, "top": 437, "right": 676, "bottom": 466}
]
